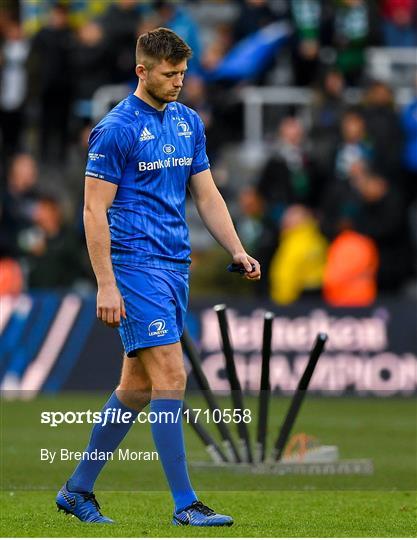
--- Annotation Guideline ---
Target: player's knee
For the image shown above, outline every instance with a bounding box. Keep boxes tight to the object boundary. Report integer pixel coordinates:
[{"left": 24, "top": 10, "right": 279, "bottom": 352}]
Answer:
[
  {"left": 170, "top": 367, "right": 187, "bottom": 391},
  {"left": 157, "top": 365, "right": 187, "bottom": 392},
  {"left": 116, "top": 386, "right": 151, "bottom": 411}
]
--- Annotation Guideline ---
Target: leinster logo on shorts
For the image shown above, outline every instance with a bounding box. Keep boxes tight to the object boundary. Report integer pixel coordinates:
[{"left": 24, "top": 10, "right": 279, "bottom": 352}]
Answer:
[
  {"left": 148, "top": 319, "right": 169, "bottom": 337},
  {"left": 163, "top": 143, "right": 175, "bottom": 154},
  {"left": 177, "top": 121, "right": 192, "bottom": 138}
]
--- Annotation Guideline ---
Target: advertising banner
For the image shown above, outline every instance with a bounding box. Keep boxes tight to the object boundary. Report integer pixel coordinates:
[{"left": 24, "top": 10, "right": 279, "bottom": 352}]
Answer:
[{"left": 0, "top": 294, "right": 416, "bottom": 396}]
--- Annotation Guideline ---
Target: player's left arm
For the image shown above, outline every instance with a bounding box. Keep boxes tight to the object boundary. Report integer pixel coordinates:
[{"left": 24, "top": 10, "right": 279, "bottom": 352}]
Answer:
[{"left": 189, "top": 168, "right": 261, "bottom": 280}]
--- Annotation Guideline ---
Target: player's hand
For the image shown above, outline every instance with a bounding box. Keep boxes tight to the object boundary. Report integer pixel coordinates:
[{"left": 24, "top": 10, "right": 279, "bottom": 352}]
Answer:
[
  {"left": 232, "top": 252, "right": 261, "bottom": 281},
  {"left": 97, "top": 283, "right": 126, "bottom": 328}
]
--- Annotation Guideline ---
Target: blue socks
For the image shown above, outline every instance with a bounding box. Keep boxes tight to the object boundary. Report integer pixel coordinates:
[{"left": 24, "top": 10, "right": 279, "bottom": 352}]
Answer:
[
  {"left": 67, "top": 394, "right": 196, "bottom": 511},
  {"left": 68, "top": 392, "right": 138, "bottom": 493},
  {"left": 150, "top": 399, "right": 196, "bottom": 511}
]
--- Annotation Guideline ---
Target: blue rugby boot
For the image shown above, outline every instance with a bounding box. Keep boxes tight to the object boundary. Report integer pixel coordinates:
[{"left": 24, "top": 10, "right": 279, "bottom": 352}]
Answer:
[
  {"left": 172, "top": 500, "right": 233, "bottom": 527},
  {"left": 56, "top": 483, "right": 114, "bottom": 523}
]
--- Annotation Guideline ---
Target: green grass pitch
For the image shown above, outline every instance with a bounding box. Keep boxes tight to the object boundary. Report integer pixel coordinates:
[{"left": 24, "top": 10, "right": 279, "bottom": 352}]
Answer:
[{"left": 1, "top": 394, "right": 416, "bottom": 537}]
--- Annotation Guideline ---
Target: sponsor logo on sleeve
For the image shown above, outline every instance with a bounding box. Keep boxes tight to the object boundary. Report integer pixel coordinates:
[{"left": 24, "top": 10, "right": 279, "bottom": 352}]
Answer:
[
  {"left": 85, "top": 170, "right": 106, "bottom": 179},
  {"left": 88, "top": 153, "right": 105, "bottom": 161}
]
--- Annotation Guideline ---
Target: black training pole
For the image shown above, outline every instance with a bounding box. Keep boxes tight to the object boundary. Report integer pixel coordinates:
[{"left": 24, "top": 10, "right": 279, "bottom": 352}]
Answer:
[
  {"left": 272, "top": 332, "right": 328, "bottom": 461},
  {"left": 214, "top": 304, "right": 253, "bottom": 464},
  {"left": 256, "top": 311, "right": 274, "bottom": 463},
  {"left": 183, "top": 402, "right": 228, "bottom": 464},
  {"left": 181, "top": 329, "right": 241, "bottom": 463}
]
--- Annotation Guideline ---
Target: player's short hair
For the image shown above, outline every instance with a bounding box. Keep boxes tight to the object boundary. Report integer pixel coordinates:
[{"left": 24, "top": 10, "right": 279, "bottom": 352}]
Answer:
[{"left": 136, "top": 27, "right": 192, "bottom": 69}]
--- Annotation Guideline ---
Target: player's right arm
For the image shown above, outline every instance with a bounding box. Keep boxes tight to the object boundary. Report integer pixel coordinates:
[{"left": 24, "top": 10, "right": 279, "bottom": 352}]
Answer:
[{"left": 84, "top": 177, "right": 126, "bottom": 327}]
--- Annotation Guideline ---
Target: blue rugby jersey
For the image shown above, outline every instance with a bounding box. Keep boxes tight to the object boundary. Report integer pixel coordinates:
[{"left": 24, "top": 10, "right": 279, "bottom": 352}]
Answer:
[{"left": 85, "top": 94, "right": 210, "bottom": 271}]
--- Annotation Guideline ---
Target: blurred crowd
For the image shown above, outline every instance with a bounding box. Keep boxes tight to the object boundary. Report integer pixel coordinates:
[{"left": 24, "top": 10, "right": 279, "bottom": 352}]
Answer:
[
  {"left": 240, "top": 72, "right": 417, "bottom": 305},
  {"left": 0, "top": 0, "right": 416, "bottom": 305}
]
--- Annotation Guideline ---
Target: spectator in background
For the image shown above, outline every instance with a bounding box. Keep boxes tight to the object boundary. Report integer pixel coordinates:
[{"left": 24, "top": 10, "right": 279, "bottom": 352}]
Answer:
[
  {"left": 290, "top": 0, "right": 322, "bottom": 86},
  {"left": 180, "top": 71, "right": 240, "bottom": 166},
  {"left": 232, "top": 0, "right": 277, "bottom": 43},
  {"left": 238, "top": 185, "right": 273, "bottom": 298},
  {"left": 180, "top": 75, "right": 218, "bottom": 159},
  {"left": 0, "top": 16, "right": 29, "bottom": 167},
  {"left": 381, "top": 0, "right": 417, "bottom": 47},
  {"left": 257, "top": 117, "right": 316, "bottom": 217},
  {"left": 334, "top": 110, "right": 373, "bottom": 181},
  {"left": 26, "top": 194, "right": 91, "bottom": 289},
  {"left": 401, "top": 75, "right": 417, "bottom": 201},
  {"left": 333, "top": 0, "right": 370, "bottom": 85},
  {"left": 72, "top": 21, "right": 109, "bottom": 125},
  {"left": 64, "top": 122, "right": 93, "bottom": 209},
  {"left": 253, "top": 117, "right": 317, "bottom": 293},
  {"left": 351, "top": 169, "right": 413, "bottom": 291},
  {"left": 323, "top": 229, "right": 379, "bottom": 306},
  {"left": 0, "top": 153, "right": 39, "bottom": 259},
  {"left": 154, "top": 1, "right": 202, "bottom": 73},
  {"left": 201, "top": 23, "right": 233, "bottom": 72},
  {"left": 135, "top": 14, "right": 160, "bottom": 37},
  {"left": 321, "top": 163, "right": 413, "bottom": 292},
  {"left": 238, "top": 186, "right": 265, "bottom": 255},
  {"left": 310, "top": 69, "right": 346, "bottom": 184},
  {"left": 181, "top": 75, "right": 212, "bottom": 128},
  {"left": 198, "top": 20, "right": 242, "bottom": 152},
  {"left": 28, "top": 3, "right": 74, "bottom": 164},
  {"left": 269, "top": 205, "right": 328, "bottom": 304},
  {"left": 0, "top": 257, "right": 24, "bottom": 295},
  {"left": 362, "top": 81, "right": 403, "bottom": 183},
  {"left": 99, "top": 0, "right": 141, "bottom": 84}
]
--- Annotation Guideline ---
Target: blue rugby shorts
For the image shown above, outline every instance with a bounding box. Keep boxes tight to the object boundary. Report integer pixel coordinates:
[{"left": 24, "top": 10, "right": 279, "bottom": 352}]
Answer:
[{"left": 113, "top": 264, "right": 189, "bottom": 357}]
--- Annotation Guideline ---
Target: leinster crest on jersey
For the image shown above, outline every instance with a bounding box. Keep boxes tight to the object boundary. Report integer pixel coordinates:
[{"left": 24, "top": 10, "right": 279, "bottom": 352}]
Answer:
[{"left": 177, "top": 121, "right": 192, "bottom": 138}]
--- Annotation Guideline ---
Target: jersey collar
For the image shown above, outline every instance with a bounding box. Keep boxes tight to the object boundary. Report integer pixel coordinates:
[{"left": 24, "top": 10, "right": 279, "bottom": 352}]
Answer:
[{"left": 128, "top": 93, "right": 167, "bottom": 115}]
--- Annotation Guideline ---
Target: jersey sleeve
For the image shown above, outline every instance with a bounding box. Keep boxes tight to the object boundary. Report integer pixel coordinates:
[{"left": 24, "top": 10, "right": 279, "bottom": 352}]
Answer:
[
  {"left": 190, "top": 115, "right": 210, "bottom": 176},
  {"left": 85, "top": 126, "right": 134, "bottom": 185}
]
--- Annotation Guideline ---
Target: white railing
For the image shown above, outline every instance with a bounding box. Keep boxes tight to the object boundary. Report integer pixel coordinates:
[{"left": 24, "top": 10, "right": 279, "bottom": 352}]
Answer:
[
  {"left": 366, "top": 47, "right": 417, "bottom": 84},
  {"left": 92, "top": 84, "right": 130, "bottom": 123},
  {"left": 239, "top": 85, "right": 414, "bottom": 146},
  {"left": 90, "top": 47, "right": 417, "bottom": 147}
]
